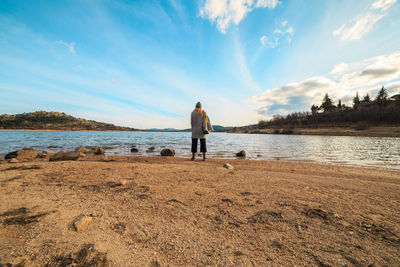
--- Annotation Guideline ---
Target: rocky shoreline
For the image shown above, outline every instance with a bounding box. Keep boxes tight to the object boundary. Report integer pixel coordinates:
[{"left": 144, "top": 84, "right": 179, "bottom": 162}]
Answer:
[{"left": 1, "top": 154, "right": 399, "bottom": 266}]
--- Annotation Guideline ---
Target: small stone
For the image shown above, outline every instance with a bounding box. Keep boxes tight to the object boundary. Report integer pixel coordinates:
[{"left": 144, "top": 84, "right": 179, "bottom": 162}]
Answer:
[
  {"left": 79, "top": 152, "right": 86, "bottom": 157},
  {"left": 9, "top": 158, "right": 19, "bottom": 163},
  {"left": 102, "top": 155, "right": 108, "bottom": 161},
  {"left": 120, "top": 180, "right": 127, "bottom": 186},
  {"left": 223, "top": 163, "right": 234, "bottom": 170},
  {"left": 94, "top": 147, "right": 105, "bottom": 155},
  {"left": 73, "top": 216, "right": 92, "bottom": 232},
  {"left": 160, "top": 149, "right": 175, "bottom": 157},
  {"left": 131, "top": 148, "right": 139, "bottom": 153},
  {"left": 236, "top": 150, "right": 246, "bottom": 158},
  {"left": 38, "top": 150, "right": 56, "bottom": 158},
  {"left": 75, "top": 146, "right": 86, "bottom": 153}
]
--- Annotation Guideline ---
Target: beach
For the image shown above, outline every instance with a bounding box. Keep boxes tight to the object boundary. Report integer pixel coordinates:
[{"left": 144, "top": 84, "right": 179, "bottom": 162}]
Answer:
[{"left": 1, "top": 156, "right": 399, "bottom": 266}]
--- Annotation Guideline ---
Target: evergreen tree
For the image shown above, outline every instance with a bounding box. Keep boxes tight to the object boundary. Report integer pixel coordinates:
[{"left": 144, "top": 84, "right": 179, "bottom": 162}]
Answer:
[
  {"left": 353, "top": 92, "right": 360, "bottom": 109},
  {"left": 362, "top": 93, "right": 371, "bottom": 103},
  {"left": 376, "top": 86, "right": 388, "bottom": 106},
  {"left": 320, "top": 93, "right": 335, "bottom": 112},
  {"left": 311, "top": 104, "right": 319, "bottom": 114},
  {"left": 337, "top": 99, "right": 342, "bottom": 108}
]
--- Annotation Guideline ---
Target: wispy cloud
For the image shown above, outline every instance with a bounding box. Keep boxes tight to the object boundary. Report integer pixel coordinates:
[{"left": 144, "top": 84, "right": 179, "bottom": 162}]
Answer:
[
  {"left": 259, "top": 35, "right": 267, "bottom": 45},
  {"left": 261, "top": 20, "right": 293, "bottom": 48},
  {"left": 333, "top": 0, "right": 396, "bottom": 41},
  {"left": 371, "top": 0, "right": 397, "bottom": 11},
  {"left": 251, "top": 51, "right": 400, "bottom": 117},
  {"left": 57, "top": 40, "right": 75, "bottom": 55},
  {"left": 199, "top": 0, "right": 280, "bottom": 34}
]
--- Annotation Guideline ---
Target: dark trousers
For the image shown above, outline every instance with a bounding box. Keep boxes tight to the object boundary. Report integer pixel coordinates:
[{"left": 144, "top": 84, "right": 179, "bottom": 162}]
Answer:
[{"left": 191, "top": 138, "right": 207, "bottom": 153}]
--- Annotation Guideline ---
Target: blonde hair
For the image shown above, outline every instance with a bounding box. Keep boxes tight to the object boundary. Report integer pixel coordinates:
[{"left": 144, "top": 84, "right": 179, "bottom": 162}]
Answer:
[{"left": 195, "top": 108, "right": 203, "bottom": 115}]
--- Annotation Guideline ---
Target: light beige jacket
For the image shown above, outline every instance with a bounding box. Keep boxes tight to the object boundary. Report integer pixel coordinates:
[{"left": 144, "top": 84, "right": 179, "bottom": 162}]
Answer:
[{"left": 191, "top": 110, "right": 213, "bottom": 139}]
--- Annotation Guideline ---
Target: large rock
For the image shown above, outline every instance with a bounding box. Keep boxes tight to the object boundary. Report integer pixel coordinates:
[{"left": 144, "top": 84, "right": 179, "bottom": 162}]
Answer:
[
  {"left": 236, "top": 150, "right": 246, "bottom": 158},
  {"left": 131, "top": 148, "right": 139, "bottom": 153},
  {"left": 8, "top": 158, "right": 19, "bottom": 163},
  {"left": 5, "top": 148, "right": 39, "bottom": 160},
  {"left": 50, "top": 151, "right": 81, "bottom": 161},
  {"left": 160, "top": 149, "right": 175, "bottom": 157},
  {"left": 73, "top": 216, "right": 92, "bottom": 232}
]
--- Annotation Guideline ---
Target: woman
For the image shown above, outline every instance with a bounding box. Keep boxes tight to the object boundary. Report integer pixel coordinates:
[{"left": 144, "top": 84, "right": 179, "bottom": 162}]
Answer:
[{"left": 191, "top": 102, "right": 213, "bottom": 161}]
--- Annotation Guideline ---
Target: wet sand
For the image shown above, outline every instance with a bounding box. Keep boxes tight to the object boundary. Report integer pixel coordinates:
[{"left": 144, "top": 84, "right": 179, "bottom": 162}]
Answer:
[{"left": 0, "top": 156, "right": 399, "bottom": 266}]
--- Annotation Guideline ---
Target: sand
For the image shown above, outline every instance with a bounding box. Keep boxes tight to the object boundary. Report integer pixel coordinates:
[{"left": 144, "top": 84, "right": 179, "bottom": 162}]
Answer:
[{"left": 0, "top": 156, "right": 399, "bottom": 266}]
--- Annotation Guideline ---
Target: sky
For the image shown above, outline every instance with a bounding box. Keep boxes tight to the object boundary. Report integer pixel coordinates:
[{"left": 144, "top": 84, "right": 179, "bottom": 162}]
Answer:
[{"left": 0, "top": 0, "right": 399, "bottom": 129}]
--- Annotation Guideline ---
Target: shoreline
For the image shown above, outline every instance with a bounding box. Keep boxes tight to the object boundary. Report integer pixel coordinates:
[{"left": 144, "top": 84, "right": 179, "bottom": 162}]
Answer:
[
  {"left": 231, "top": 126, "right": 400, "bottom": 137},
  {"left": 1, "top": 155, "right": 399, "bottom": 266},
  {"left": 2, "top": 126, "right": 400, "bottom": 137}
]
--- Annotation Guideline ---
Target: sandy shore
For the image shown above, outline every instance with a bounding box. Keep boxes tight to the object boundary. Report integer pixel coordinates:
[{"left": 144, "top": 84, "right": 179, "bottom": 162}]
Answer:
[{"left": 0, "top": 156, "right": 399, "bottom": 266}]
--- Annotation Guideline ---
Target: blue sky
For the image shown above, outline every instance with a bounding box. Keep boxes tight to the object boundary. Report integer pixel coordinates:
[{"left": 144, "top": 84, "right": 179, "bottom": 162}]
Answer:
[{"left": 1, "top": 0, "right": 399, "bottom": 129}]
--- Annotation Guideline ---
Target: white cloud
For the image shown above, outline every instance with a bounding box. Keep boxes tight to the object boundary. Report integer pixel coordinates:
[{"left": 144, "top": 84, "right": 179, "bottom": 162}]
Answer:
[
  {"left": 57, "top": 40, "right": 75, "bottom": 55},
  {"left": 251, "top": 51, "right": 400, "bottom": 117},
  {"left": 333, "top": 13, "right": 384, "bottom": 41},
  {"left": 333, "top": 0, "right": 396, "bottom": 41},
  {"left": 371, "top": 0, "right": 397, "bottom": 11},
  {"left": 260, "top": 35, "right": 267, "bottom": 45},
  {"left": 199, "top": 0, "right": 280, "bottom": 34},
  {"left": 265, "top": 21, "right": 293, "bottom": 48},
  {"left": 285, "top": 26, "right": 293, "bottom": 34},
  {"left": 255, "top": 0, "right": 280, "bottom": 8}
]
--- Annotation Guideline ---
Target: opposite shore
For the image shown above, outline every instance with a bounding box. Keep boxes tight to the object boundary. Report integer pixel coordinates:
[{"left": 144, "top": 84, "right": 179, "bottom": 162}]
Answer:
[
  {"left": 1, "top": 125, "right": 400, "bottom": 137},
  {"left": 1, "top": 155, "right": 399, "bottom": 266}
]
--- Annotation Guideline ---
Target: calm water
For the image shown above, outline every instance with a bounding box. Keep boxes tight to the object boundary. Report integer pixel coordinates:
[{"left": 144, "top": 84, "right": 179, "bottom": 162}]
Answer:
[{"left": 0, "top": 131, "right": 399, "bottom": 170}]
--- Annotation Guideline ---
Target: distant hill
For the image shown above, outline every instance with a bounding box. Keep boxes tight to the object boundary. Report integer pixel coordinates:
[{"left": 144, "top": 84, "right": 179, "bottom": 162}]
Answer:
[{"left": 0, "top": 111, "right": 137, "bottom": 131}]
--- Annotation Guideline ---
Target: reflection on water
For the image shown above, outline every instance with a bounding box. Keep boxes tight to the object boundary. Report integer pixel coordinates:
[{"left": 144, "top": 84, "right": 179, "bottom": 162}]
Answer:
[{"left": 0, "top": 131, "right": 399, "bottom": 170}]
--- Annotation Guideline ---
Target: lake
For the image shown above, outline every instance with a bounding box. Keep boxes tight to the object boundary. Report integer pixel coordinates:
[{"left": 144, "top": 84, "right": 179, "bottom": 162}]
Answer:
[{"left": 0, "top": 131, "right": 399, "bottom": 170}]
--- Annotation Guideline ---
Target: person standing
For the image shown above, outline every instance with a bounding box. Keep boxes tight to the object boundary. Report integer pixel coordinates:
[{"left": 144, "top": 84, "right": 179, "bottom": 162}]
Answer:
[{"left": 191, "top": 102, "right": 212, "bottom": 161}]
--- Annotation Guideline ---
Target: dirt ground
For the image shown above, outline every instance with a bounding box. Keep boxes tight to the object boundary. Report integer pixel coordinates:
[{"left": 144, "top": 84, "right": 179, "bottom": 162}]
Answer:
[{"left": 0, "top": 156, "right": 399, "bottom": 266}]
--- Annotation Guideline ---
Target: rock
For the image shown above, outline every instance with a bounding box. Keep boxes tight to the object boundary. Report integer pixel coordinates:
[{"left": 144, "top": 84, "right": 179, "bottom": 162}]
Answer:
[
  {"left": 236, "top": 150, "right": 246, "bottom": 158},
  {"left": 146, "top": 146, "right": 155, "bottom": 153},
  {"left": 0, "top": 156, "right": 4, "bottom": 161},
  {"left": 120, "top": 180, "right": 127, "bottom": 186},
  {"left": 5, "top": 148, "right": 39, "bottom": 160},
  {"left": 223, "top": 163, "right": 234, "bottom": 170},
  {"left": 75, "top": 146, "right": 86, "bottom": 153},
  {"left": 50, "top": 151, "right": 81, "bottom": 161},
  {"left": 8, "top": 158, "right": 19, "bottom": 163},
  {"left": 160, "top": 148, "right": 175, "bottom": 157},
  {"left": 94, "top": 147, "right": 105, "bottom": 155},
  {"left": 131, "top": 148, "right": 139, "bottom": 153},
  {"left": 101, "top": 155, "right": 108, "bottom": 161},
  {"left": 73, "top": 216, "right": 92, "bottom": 232},
  {"left": 38, "top": 150, "right": 56, "bottom": 158},
  {"left": 79, "top": 152, "right": 86, "bottom": 158}
]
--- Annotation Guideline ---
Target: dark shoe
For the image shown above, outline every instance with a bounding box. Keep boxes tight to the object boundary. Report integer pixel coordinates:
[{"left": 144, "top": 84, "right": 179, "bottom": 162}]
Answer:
[{"left": 191, "top": 157, "right": 195, "bottom": 161}]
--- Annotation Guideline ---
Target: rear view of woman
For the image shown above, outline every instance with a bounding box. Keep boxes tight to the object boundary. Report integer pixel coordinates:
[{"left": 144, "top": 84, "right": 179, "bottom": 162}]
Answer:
[{"left": 191, "top": 102, "right": 213, "bottom": 161}]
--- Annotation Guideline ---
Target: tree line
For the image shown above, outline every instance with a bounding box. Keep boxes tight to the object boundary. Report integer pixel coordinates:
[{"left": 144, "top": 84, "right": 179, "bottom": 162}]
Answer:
[{"left": 257, "top": 86, "right": 400, "bottom": 129}]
